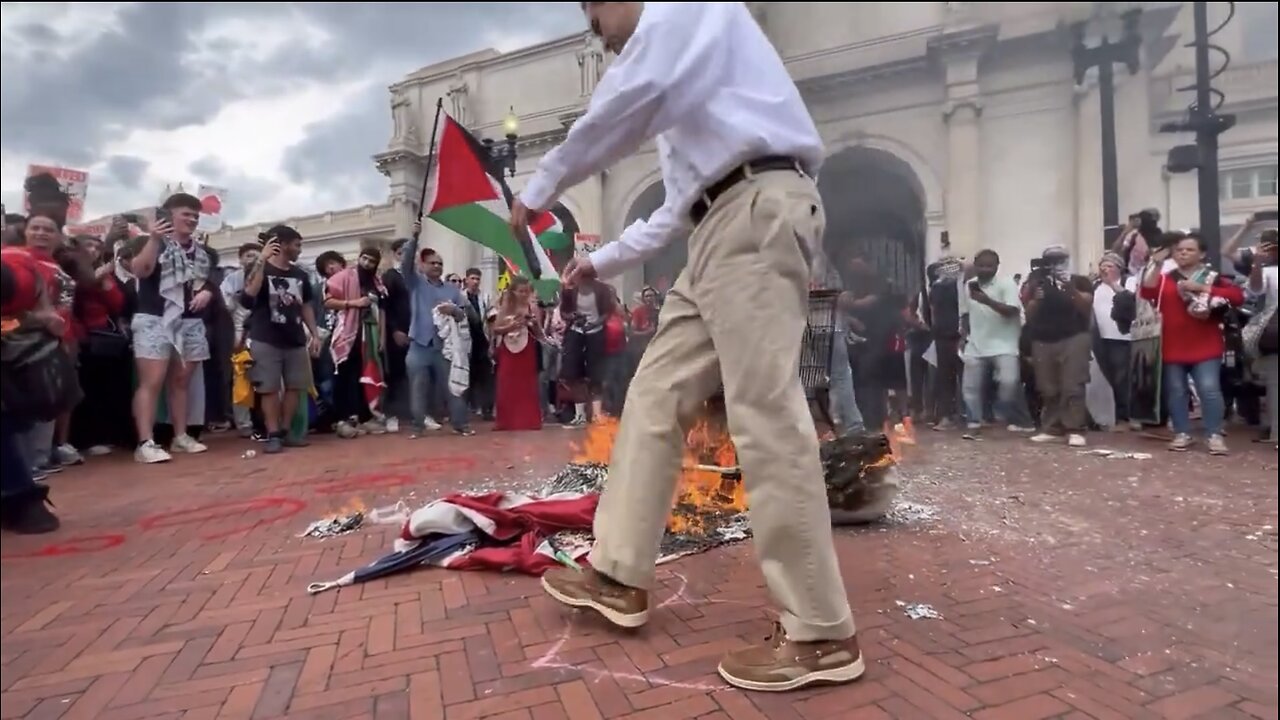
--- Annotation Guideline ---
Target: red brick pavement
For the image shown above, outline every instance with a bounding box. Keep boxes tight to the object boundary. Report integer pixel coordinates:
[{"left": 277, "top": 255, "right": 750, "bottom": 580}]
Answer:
[{"left": 1, "top": 426, "right": 1276, "bottom": 719}]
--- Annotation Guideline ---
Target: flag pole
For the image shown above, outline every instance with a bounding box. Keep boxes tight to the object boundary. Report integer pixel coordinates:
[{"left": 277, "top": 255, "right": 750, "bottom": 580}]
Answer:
[{"left": 413, "top": 98, "right": 445, "bottom": 241}]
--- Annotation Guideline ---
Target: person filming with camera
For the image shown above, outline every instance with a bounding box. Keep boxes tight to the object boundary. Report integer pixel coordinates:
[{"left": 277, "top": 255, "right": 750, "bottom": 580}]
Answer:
[
  {"left": 1140, "top": 231, "right": 1244, "bottom": 454},
  {"left": 1020, "top": 245, "right": 1095, "bottom": 447}
]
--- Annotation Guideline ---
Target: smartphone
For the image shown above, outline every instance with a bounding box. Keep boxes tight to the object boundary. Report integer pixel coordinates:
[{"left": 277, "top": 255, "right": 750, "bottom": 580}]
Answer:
[
  {"left": 1252, "top": 210, "right": 1278, "bottom": 223},
  {"left": 120, "top": 213, "right": 141, "bottom": 224},
  {"left": 154, "top": 206, "right": 172, "bottom": 225}
]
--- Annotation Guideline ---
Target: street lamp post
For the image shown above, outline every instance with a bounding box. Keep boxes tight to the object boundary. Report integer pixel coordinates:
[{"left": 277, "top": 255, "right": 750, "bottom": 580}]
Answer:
[
  {"left": 483, "top": 106, "right": 521, "bottom": 178},
  {"left": 1071, "top": 7, "right": 1143, "bottom": 251},
  {"left": 1159, "top": 1, "right": 1237, "bottom": 269}
]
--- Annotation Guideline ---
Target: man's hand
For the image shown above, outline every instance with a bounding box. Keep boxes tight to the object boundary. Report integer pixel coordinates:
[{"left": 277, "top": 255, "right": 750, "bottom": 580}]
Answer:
[
  {"left": 189, "top": 289, "right": 213, "bottom": 313},
  {"left": 151, "top": 219, "right": 174, "bottom": 239},
  {"left": 969, "top": 284, "right": 990, "bottom": 305},
  {"left": 307, "top": 334, "right": 322, "bottom": 357},
  {"left": 435, "top": 301, "right": 463, "bottom": 319},
  {"left": 561, "top": 256, "right": 597, "bottom": 288},
  {"left": 262, "top": 240, "right": 281, "bottom": 261},
  {"left": 392, "top": 330, "right": 409, "bottom": 348},
  {"left": 411, "top": 220, "right": 422, "bottom": 238}
]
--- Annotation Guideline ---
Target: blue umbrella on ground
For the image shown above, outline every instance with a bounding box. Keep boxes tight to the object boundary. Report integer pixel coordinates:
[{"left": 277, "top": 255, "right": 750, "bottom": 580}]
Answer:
[{"left": 306, "top": 530, "right": 479, "bottom": 594}]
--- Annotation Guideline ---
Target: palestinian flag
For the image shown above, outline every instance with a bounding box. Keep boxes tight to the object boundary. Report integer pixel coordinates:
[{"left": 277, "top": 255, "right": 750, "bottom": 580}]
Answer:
[{"left": 427, "top": 113, "right": 561, "bottom": 297}]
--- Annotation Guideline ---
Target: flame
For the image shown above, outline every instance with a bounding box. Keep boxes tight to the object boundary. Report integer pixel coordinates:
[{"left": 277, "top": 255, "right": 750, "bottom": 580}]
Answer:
[
  {"left": 885, "top": 417, "right": 917, "bottom": 460},
  {"left": 573, "top": 407, "right": 917, "bottom": 535},
  {"left": 573, "top": 409, "right": 747, "bottom": 534},
  {"left": 331, "top": 497, "right": 368, "bottom": 518}
]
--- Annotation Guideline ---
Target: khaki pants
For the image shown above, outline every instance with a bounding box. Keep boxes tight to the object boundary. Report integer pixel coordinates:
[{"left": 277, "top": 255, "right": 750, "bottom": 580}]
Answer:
[
  {"left": 1030, "top": 332, "right": 1092, "bottom": 433},
  {"left": 588, "top": 169, "right": 856, "bottom": 643}
]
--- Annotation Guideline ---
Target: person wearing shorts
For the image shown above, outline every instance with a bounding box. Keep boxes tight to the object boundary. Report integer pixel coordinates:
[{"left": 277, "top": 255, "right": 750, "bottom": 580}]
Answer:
[
  {"left": 559, "top": 279, "right": 614, "bottom": 424},
  {"left": 240, "top": 225, "right": 320, "bottom": 454},
  {"left": 128, "top": 193, "right": 217, "bottom": 464}
]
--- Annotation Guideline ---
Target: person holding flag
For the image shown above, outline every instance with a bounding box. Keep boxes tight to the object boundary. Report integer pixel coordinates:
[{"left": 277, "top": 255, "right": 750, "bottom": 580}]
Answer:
[{"left": 507, "top": 1, "right": 862, "bottom": 693}]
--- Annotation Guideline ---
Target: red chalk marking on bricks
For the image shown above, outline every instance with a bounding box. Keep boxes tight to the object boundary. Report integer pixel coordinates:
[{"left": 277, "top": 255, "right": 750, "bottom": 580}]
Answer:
[
  {"left": 137, "top": 496, "right": 307, "bottom": 541},
  {"left": 0, "top": 534, "right": 127, "bottom": 560}
]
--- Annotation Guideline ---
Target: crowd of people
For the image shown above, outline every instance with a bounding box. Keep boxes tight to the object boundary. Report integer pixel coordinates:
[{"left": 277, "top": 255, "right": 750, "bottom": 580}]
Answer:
[
  {"left": 2, "top": 192, "right": 1276, "bottom": 540},
  {"left": 823, "top": 209, "right": 1279, "bottom": 459},
  {"left": 0, "top": 195, "right": 667, "bottom": 534}
]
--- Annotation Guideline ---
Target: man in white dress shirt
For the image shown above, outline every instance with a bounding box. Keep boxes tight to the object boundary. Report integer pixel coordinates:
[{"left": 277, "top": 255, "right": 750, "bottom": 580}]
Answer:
[{"left": 510, "top": 2, "right": 862, "bottom": 692}]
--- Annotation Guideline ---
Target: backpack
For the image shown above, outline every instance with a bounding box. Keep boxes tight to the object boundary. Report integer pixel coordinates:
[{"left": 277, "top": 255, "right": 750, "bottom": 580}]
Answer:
[
  {"left": 0, "top": 274, "right": 82, "bottom": 422},
  {"left": 1242, "top": 302, "right": 1278, "bottom": 360}
]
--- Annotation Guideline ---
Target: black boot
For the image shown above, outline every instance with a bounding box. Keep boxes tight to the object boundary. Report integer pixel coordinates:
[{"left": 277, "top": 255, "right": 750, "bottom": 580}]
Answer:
[{"left": 0, "top": 483, "right": 60, "bottom": 535}]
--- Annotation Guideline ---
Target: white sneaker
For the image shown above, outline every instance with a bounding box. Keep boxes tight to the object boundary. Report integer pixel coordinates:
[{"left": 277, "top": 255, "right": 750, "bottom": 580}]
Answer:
[
  {"left": 86, "top": 445, "right": 113, "bottom": 457},
  {"left": 359, "top": 419, "right": 387, "bottom": 435},
  {"left": 1067, "top": 434, "right": 1087, "bottom": 448},
  {"left": 1030, "top": 433, "right": 1059, "bottom": 444},
  {"left": 335, "top": 421, "right": 359, "bottom": 439},
  {"left": 423, "top": 417, "right": 442, "bottom": 431},
  {"left": 1207, "top": 434, "right": 1229, "bottom": 456},
  {"left": 55, "top": 444, "right": 84, "bottom": 466},
  {"left": 171, "top": 434, "right": 208, "bottom": 454},
  {"left": 135, "top": 440, "right": 172, "bottom": 464},
  {"left": 1007, "top": 425, "right": 1036, "bottom": 434},
  {"left": 1168, "top": 433, "right": 1194, "bottom": 452},
  {"left": 385, "top": 417, "right": 400, "bottom": 434}
]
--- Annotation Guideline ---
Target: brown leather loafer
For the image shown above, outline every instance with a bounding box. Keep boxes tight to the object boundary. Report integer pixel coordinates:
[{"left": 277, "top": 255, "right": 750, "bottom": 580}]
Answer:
[{"left": 540, "top": 567, "right": 650, "bottom": 628}]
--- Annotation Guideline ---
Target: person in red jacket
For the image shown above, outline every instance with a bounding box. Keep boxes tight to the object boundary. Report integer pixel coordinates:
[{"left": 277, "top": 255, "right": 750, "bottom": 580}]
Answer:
[
  {"left": 1, "top": 248, "right": 62, "bottom": 534},
  {"left": 1140, "top": 232, "right": 1244, "bottom": 454}
]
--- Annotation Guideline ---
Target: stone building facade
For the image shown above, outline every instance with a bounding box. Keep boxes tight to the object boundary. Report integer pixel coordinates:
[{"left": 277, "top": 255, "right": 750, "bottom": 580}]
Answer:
[{"left": 209, "top": 2, "right": 1278, "bottom": 297}]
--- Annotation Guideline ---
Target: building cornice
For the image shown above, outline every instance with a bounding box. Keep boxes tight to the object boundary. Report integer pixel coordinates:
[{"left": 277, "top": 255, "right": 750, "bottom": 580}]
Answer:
[
  {"left": 396, "top": 31, "right": 590, "bottom": 89},
  {"left": 796, "top": 56, "right": 932, "bottom": 99}
]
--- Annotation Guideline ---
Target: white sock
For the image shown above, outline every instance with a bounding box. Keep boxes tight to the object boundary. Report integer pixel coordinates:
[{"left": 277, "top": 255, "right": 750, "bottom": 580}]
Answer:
[{"left": 574, "top": 403, "right": 586, "bottom": 420}]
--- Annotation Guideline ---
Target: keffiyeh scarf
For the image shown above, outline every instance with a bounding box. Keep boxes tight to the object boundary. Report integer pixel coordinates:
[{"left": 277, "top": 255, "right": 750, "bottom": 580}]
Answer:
[{"left": 158, "top": 239, "right": 211, "bottom": 355}]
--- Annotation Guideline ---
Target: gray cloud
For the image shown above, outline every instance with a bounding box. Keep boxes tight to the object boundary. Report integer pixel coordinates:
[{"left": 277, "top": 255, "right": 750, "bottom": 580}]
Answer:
[
  {"left": 105, "top": 155, "right": 150, "bottom": 190},
  {"left": 1, "top": 2, "right": 583, "bottom": 220},
  {"left": 188, "top": 156, "right": 228, "bottom": 181}
]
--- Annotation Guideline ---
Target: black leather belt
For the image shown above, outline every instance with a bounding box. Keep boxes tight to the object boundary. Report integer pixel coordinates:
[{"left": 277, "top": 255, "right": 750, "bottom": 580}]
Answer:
[{"left": 689, "top": 155, "right": 803, "bottom": 225}]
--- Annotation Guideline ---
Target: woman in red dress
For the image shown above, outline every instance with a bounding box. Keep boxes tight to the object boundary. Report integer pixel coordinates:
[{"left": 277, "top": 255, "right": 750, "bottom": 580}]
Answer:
[{"left": 492, "top": 277, "right": 544, "bottom": 431}]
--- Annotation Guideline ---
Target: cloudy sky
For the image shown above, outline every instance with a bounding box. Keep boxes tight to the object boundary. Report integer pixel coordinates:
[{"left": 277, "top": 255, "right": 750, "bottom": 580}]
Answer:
[{"left": 0, "top": 2, "right": 584, "bottom": 225}]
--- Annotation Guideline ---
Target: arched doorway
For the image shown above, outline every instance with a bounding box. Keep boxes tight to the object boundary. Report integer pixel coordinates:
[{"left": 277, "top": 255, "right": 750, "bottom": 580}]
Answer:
[
  {"left": 818, "top": 146, "right": 927, "bottom": 299},
  {"left": 624, "top": 182, "right": 685, "bottom": 294}
]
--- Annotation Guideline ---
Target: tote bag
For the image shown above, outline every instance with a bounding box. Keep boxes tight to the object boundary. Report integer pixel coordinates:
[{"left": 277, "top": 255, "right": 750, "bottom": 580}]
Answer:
[{"left": 1127, "top": 275, "right": 1164, "bottom": 425}]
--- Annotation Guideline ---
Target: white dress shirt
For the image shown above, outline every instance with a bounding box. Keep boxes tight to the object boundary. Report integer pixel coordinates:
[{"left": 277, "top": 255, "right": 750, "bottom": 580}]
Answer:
[{"left": 519, "top": 2, "right": 824, "bottom": 279}]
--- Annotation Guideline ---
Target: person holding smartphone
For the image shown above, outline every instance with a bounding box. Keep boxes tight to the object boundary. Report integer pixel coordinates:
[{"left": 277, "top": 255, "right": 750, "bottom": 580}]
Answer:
[
  {"left": 127, "top": 193, "right": 216, "bottom": 463},
  {"left": 239, "top": 226, "right": 320, "bottom": 453}
]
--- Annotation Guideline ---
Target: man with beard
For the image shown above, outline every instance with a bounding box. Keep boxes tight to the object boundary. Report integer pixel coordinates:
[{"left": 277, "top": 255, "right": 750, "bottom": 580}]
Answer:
[
  {"left": 381, "top": 238, "right": 414, "bottom": 431},
  {"left": 240, "top": 225, "right": 321, "bottom": 453},
  {"left": 461, "top": 267, "right": 494, "bottom": 421},
  {"left": 399, "top": 225, "right": 472, "bottom": 437}
]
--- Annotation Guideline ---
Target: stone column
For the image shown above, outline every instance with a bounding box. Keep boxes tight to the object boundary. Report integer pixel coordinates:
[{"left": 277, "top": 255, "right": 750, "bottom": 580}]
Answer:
[
  {"left": 1073, "top": 77, "right": 1103, "bottom": 269},
  {"left": 930, "top": 26, "right": 994, "bottom": 260},
  {"left": 943, "top": 100, "right": 982, "bottom": 258}
]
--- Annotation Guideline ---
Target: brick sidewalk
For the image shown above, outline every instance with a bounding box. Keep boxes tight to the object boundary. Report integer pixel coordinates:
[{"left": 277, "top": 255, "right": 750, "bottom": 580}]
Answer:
[{"left": 1, "top": 427, "right": 1276, "bottom": 720}]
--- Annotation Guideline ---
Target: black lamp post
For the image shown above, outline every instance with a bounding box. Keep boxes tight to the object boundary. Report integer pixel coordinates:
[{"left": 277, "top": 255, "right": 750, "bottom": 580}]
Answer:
[
  {"left": 1159, "top": 1, "right": 1237, "bottom": 269},
  {"left": 1071, "top": 7, "right": 1143, "bottom": 251},
  {"left": 482, "top": 106, "right": 520, "bottom": 178}
]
